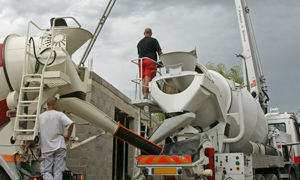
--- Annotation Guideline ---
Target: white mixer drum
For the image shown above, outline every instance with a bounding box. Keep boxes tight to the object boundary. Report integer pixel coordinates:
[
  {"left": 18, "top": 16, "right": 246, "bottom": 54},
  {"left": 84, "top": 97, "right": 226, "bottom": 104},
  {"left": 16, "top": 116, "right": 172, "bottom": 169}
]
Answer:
[
  {"left": 151, "top": 51, "right": 268, "bottom": 151},
  {"left": 0, "top": 35, "right": 35, "bottom": 126},
  {"left": 205, "top": 70, "right": 268, "bottom": 151},
  {"left": 160, "top": 52, "right": 197, "bottom": 91},
  {"left": 0, "top": 40, "right": 10, "bottom": 126},
  {"left": 227, "top": 88, "right": 268, "bottom": 152},
  {"left": 0, "top": 42, "right": 10, "bottom": 100},
  {"left": 160, "top": 52, "right": 197, "bottom": 72},
  {"left": 0, "top": 35, "right": 29, "bottom": 93}
]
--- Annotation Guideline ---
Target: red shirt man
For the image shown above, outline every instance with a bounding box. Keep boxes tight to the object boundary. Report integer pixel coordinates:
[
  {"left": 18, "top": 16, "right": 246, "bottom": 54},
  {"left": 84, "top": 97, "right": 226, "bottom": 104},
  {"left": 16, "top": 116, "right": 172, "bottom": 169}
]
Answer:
[{"left": 137, "top": 28, "right": 162, "bottom": 99}]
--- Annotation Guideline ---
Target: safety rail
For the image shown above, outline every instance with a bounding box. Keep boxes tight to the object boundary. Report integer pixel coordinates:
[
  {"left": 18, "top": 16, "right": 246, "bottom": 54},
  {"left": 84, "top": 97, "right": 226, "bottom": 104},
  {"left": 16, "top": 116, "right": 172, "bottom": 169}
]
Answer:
[
  {"left": 24, "top": 17, "right": 78, "bottom": 75},
  {"left": 131, "top": 57, "right": 163, "bottom": 101}
]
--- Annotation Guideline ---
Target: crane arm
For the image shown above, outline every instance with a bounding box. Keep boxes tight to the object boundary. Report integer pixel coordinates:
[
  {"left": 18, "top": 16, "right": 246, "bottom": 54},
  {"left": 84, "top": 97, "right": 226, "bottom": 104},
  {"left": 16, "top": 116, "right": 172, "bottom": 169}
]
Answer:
[
  {"left": 79, "top": 0, "right": 117, "bottom": 67},
  {"left": 234, "top": 0, "right": 269, "bottom": 113}
]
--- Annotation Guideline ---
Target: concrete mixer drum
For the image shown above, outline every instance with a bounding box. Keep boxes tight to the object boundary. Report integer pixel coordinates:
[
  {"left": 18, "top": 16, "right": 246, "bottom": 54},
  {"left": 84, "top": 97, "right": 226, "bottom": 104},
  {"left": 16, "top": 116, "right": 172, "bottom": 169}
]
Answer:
[{"left": 150, "top": 51, "right": 268, "bottom": 153}]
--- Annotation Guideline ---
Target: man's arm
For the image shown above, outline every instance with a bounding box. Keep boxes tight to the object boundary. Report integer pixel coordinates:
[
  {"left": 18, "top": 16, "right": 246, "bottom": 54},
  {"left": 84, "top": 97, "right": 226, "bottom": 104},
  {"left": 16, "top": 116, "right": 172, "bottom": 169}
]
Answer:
[
  {"left": 60, "top": 112, "right": 74, "bottom": 141},
  {"left": 23, "top": 140, "right": 33, "bottom": 155},
  {"left": 157, "top": 50, "right": 162, "bottom": 56},
  {"left": 154, "top": 38, "right": 162, "bottom": 57},
  {"left": 64, "top": 123, "right": 74, "bottom": 141}
]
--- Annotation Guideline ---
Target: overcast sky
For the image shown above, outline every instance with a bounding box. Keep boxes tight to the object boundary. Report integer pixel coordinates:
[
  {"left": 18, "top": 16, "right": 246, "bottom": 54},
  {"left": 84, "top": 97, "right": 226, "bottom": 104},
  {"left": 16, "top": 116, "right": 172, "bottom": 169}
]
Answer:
[{"left": 0, "top": 0, "right": 299, "bottom": 115}]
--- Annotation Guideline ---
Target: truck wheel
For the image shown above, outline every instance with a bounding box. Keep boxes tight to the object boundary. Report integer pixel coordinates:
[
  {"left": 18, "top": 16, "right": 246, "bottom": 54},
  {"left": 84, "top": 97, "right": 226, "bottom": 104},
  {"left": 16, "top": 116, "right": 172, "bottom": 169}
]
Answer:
[
  {"left": 264, "top": 174, "right": 278, "bottom": 180},
  {"left": 0, "top": 168, "right": 10, "bottom": 180},
  {"left": 255, "top": 174, "right": 266, "bottom": 180}
]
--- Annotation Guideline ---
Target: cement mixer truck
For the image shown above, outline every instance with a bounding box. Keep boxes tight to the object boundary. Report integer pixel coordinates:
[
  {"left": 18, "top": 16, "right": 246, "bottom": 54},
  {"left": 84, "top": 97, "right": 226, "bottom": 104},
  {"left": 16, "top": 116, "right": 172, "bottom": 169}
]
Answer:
[
  {"left": 0, "top": 3, "right": 165, "bottom": 179},
  {"left": 132, "top": 0, "right": 300, "bottom": 179}
]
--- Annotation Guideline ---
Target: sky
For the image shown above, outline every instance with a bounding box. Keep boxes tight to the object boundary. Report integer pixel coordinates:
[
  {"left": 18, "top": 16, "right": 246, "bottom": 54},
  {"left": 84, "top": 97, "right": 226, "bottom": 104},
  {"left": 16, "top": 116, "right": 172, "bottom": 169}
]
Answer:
[{"left": 0, "top": 0, "right": 299, "bottom": 115}]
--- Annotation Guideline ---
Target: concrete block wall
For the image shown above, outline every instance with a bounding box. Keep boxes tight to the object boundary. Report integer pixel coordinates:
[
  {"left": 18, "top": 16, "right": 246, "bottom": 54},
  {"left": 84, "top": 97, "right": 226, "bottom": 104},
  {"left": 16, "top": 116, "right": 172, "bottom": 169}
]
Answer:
[{"left": 67, "top": 72, "right": 140, "bottom": 180}]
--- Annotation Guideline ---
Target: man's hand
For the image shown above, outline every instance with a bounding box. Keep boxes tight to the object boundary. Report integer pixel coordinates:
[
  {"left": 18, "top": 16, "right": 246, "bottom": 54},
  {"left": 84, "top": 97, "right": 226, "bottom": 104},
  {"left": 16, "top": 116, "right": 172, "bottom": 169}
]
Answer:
[
  {"left": 23, "top": 148, "right": 29, "bottom": 156},
  {"left": 65, "top": 123, "right": 74, "bottom": 142},
  {"left": 23, "top": 140, "right": 33, "bottom": 156},
  {"left": 63, "top": 135, "right": 70, "bottom": 142}
]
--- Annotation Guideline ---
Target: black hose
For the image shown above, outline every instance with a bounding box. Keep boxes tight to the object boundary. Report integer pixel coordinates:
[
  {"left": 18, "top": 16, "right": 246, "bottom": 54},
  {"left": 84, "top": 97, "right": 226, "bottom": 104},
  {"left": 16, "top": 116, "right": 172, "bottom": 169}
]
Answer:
[
  {"left": 14, "top": 153, "right": 35, "bottom": 178},
  {"left": 29, "top": 147, "right": 39, "bottom": 161},
  {"left": 262, "top": 88, "right": 270, "bottom": 103},
  {"left": 29, "top": 37, "right": 57, "bottom": 73},
  {"left": 14, "top": 153, "right": 24, "bottom": 179}
]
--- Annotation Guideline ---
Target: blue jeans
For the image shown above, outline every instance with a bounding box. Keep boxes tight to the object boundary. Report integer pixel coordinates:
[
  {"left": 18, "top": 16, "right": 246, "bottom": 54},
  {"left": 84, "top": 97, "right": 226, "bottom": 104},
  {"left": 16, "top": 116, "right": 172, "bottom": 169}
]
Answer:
[{"left": 40, "top": 148, "right": 67, "bottom": 180}]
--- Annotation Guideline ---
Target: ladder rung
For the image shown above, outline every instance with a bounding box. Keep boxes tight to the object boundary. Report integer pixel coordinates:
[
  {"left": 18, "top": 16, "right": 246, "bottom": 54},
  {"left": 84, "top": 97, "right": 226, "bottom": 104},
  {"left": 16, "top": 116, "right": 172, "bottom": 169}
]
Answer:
[
  {"left": 14, "top": 129, "right": 35, "bottom": 132},
  {"left": 25, "top": 79, "right": 42, "bottom": 83},
  {"left": 19, "top": 100, "right": 39, "bottom": 103},
  {"left": 21, "top": 87, "right": 41, "bottom": 90},
  {"left": 131, "top": 79, "right": 142, "bottom": 84},
  {"left": 15, "top": 135, "right": 35, "bottom": 141},
  {"left": 17, "top": 116, "right": 36, "bottom": 119},
  {"left": 24, "top": 74, "right": 42, "bottom": 77},
  {"left": 25, "top": 76, "right": 42, "bottom": 80},
  {"left": 17, "top": 115, "right": 37, "bottom": 118},
  {"left": 22, "top": 89, "right": 41, "bottom": 93},
  {"left": 18, "top": 119, "right": 36, "bottom": 122},
  {"left": 19, "top": 104, "right": 38, "bottom": 108}
]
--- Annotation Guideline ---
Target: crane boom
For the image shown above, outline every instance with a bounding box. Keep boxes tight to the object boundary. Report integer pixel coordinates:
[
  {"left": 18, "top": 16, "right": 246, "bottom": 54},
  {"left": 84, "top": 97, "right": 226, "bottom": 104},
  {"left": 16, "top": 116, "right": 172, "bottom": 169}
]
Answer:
[
  {"left": 79, "top": 0, "right": 116, "bottom": 67},
  {"left": 234, "top": 0, "right": 269, "bottom": 113}
]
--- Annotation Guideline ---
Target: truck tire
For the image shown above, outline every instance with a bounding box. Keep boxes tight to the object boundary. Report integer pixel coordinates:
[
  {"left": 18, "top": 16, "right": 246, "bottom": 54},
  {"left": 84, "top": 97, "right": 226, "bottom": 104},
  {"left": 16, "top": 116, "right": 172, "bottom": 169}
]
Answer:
[
  {"left": 264, "top": 174, "right": 278, "bottom": 180},
  {"left": 0, "top": 168, "right": 10, "bottom": 180},
  {"left": 255, "top": 174, "right": 266, "bottom": 180}
]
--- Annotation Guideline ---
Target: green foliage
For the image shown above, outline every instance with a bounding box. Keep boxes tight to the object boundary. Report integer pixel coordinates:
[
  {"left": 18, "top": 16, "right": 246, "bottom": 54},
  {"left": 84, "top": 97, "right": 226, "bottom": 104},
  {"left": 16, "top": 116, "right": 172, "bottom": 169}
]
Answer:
[
  {"left": 206, "top": 62, "right": 243, "bottom": 84},
  {"left": 152, "top": 113, "right": 165, "bottom": 122}
]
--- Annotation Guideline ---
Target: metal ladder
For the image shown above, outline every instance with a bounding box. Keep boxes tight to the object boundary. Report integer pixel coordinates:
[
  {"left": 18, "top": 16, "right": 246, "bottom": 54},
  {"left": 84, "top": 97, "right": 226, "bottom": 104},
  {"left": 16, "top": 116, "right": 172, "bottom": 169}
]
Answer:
[
  {"left": 12, "top": 21, "right": 57, "bottom": 142},
  {"left": 12, "top": 74, "right": 45, "bottom": 141}
]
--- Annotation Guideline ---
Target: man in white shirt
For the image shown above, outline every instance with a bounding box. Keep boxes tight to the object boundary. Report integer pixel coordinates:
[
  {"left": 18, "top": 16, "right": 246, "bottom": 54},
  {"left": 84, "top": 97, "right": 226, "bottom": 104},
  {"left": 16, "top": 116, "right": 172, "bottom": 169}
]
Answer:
[{"left": 25, "top": 97, "right": 74, "bottom": 180}]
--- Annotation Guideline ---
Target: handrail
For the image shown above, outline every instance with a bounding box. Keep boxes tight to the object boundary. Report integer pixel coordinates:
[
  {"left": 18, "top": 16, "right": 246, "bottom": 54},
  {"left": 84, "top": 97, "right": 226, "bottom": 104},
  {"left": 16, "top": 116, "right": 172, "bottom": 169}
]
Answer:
[
  {"left": 131, "top": 57, "right": 161, "bottom": 66},
  {"left": 24, "top": 17, "right": 80, "bottom": 74},
  {"left": 51, "top": 16, "right": 82, "bottom": 28},
  {"left": 28, "top": 16, "right": 81, "bottom": 32},
  {"left": 224, "top": 89, "right": 245, "bottom": 143},
  {"left": 131, "top": 57, "right": 162, "bottom": 100}
]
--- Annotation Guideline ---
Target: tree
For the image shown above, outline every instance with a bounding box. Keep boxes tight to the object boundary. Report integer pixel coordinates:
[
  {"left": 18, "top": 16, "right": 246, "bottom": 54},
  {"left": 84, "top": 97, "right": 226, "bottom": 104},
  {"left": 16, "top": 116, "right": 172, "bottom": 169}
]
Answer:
[
  {"left": 206, "top": 62, "right": 243, "bottom": 84},
  {"left": 152, "top": 113, "right": 165, "bottom": 122}
]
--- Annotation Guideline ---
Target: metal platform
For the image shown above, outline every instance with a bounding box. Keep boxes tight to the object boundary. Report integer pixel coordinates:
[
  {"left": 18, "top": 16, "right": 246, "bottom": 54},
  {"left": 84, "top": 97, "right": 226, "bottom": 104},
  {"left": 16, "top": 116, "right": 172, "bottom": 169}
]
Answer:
[{"left": 131, "top": 99, "right": 162, "bottom": 113}]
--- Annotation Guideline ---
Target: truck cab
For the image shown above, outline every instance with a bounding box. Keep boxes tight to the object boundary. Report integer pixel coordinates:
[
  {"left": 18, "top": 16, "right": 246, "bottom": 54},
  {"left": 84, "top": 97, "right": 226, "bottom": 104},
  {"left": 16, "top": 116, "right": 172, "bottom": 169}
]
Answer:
[{"left": 266, "top": 108, "right": 300, "bottom": 162}]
